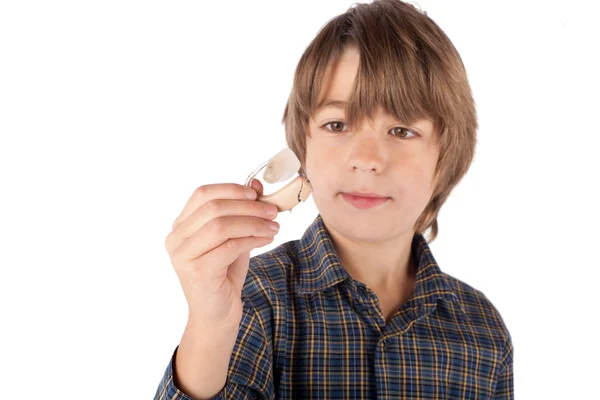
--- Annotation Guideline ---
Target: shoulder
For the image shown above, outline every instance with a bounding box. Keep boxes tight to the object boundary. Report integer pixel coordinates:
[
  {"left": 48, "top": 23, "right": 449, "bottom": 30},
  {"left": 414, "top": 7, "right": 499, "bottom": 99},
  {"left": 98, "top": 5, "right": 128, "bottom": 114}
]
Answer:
[{"left": 443, "top": 272, "right": 512, "bottom": 345}]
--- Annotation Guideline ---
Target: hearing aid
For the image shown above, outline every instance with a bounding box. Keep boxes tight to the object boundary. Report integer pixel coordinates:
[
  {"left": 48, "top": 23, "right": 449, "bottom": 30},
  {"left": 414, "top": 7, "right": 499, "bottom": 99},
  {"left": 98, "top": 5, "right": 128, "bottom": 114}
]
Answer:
[{"left": 244, "top": 148, "right": 312, "bottom": 213}]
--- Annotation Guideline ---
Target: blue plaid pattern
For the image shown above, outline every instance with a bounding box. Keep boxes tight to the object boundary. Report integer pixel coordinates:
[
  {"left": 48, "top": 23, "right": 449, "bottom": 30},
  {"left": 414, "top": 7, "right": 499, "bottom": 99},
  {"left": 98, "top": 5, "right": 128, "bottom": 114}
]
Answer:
[{"left": 155, "top": 213, "right": 513, "bottom": 399}]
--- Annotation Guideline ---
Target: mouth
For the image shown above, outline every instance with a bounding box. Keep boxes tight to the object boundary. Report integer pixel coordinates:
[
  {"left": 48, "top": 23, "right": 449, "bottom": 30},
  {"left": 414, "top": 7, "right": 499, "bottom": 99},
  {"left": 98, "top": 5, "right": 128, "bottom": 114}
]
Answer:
[
  {"left": 340, "top": 192, "right": 391, "bottom": 209},
  {"left": 343, "top": 192, "right": 388, "bottom": 198}
]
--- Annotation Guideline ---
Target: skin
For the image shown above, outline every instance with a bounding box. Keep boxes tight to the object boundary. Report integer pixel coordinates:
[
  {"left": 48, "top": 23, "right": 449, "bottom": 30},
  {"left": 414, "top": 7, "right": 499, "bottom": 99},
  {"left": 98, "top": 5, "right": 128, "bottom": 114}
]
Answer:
[{"left": 304, "top": 46, "right": 440, "bottom": 321}]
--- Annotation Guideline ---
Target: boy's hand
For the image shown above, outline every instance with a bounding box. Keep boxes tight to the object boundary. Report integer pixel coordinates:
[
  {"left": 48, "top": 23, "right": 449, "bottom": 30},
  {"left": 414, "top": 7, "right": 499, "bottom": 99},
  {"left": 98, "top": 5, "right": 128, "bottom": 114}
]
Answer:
[{"left": 164, "top": 179, "right": 279, "bottom": 328}]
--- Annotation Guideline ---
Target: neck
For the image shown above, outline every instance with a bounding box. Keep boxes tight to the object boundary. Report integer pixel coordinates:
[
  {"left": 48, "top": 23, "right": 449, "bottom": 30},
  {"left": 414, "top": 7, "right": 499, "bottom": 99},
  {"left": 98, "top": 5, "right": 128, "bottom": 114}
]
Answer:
[{"left": 326, "top": 224, "right": 417, "bottom": 291}]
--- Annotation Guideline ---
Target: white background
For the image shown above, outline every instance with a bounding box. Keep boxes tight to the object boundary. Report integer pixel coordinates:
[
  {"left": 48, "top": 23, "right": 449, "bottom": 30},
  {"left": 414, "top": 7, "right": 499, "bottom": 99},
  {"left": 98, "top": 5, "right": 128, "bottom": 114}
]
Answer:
[{"left": 1, "top": 0, "right": 598, "bottom": 398}]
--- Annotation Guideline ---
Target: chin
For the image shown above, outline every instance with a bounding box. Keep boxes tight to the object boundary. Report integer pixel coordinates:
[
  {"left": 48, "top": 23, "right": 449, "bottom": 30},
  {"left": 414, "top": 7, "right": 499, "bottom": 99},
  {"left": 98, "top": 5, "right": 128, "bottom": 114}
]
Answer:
[{"left": 321, "top": 202, "right": 391, "bottom": 235}]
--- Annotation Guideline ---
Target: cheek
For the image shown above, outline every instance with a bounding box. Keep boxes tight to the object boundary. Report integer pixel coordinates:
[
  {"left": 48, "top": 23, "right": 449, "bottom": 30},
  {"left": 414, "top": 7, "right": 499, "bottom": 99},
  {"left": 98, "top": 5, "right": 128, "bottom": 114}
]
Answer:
[
  {"left": 404, "top": 162, "right": 436, "bottom": 199},
  {"left": 305, "top": 138, "right": 331, "bottom": 176},
  {"left": 305, "top": 157, "right": 337, "bottom": 196}
]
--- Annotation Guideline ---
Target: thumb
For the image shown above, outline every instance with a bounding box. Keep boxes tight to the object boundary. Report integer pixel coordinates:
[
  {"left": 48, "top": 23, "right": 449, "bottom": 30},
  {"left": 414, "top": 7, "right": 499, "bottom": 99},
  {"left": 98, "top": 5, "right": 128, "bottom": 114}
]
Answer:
[{"left": 250, "top": 178, "right": 264, "bottom": 197}]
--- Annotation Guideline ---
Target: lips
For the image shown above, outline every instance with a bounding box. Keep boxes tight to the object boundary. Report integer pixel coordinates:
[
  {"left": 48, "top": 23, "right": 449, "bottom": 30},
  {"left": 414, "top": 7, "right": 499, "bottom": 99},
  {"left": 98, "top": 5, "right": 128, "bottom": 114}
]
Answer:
[
  {"left": 344, "top": 192, "right": 387, "bottom": 198},
  {"left": 341, "top": 192, "right": 390, "bottom": 209}
]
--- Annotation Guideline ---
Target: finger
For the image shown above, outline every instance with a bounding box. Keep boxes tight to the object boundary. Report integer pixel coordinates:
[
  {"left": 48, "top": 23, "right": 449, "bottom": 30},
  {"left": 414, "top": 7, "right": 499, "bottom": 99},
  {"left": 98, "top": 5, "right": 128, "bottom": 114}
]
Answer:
[
  {"left": 190, "top": 235, "right": 274, "bottom": 290},
  {"left": 172, "top": 215, "right": 279, "bottom": 264},
  {"left": 172, "top": 183, "right": 257, "bottom": 231},
  {"left": 249, "top": 178, "right": 264, "bottom": 197},
  {"left": 166, "top": 198, "right": 278, "bottom": 253}
]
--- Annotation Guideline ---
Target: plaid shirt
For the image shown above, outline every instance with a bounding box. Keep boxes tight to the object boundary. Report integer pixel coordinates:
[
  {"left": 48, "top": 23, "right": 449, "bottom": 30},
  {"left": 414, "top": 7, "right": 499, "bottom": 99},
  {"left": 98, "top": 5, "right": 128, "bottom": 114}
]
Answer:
[{"left": 155, "top": 214, "right": 513, "bottom": 399}]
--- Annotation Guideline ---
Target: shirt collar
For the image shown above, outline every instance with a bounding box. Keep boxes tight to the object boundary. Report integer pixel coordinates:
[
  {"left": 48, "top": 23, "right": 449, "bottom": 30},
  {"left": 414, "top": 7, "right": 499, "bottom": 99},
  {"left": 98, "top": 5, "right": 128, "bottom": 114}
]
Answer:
[{"left": 294, "top": 213, "right": 468, "bottom": 318}]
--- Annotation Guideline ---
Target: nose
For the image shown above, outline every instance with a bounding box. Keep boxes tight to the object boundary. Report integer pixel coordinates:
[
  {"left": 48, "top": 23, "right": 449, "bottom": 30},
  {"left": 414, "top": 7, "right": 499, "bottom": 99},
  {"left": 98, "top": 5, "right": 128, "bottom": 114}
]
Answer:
[{"left": 348, "top": 132, "right": 385, "bottom": 174}]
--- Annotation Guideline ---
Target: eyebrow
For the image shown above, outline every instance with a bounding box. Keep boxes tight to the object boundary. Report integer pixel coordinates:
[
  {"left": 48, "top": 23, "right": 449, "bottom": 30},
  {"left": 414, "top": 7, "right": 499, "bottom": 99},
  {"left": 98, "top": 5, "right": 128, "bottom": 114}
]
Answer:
[
  {"left": 315, "top": 99, "right": 430, "bottom": 131},
  {"left": 315, "top": 99, "right": 347, "bottom": 113}
]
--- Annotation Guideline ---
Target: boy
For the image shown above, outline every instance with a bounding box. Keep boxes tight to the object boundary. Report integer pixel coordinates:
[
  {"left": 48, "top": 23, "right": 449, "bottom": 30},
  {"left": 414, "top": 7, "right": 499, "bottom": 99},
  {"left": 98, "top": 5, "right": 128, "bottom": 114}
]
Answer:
[{"left": 155, "top": 0, "right": 513, "bottom": 398}]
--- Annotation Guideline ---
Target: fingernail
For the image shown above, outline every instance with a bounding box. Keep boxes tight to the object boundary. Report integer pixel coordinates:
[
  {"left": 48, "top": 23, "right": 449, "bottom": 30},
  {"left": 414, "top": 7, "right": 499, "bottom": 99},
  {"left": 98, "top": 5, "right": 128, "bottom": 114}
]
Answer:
[{"left": 246, "top": 189, "right": 257, "bottom": 200}]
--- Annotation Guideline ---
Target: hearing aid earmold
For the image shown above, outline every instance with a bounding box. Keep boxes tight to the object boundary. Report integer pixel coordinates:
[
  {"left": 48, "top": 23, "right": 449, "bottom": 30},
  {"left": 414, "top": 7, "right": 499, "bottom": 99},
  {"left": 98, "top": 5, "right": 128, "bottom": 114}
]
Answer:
[{"left": 244, "top": 148, "right": 312, "bottom": 213}]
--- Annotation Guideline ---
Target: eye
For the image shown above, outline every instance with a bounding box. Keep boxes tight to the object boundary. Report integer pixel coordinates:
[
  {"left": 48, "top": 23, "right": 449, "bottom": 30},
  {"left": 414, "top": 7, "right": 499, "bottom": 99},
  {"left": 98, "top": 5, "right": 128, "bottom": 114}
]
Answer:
[
  {"left": 320, "top": 121, "right": 418, "bottom": 139},
  {"left": 321, "top": 121, "right": 348, "bottom": 133},
  {"left": 390, "top": 126, "right": 418, "bottom": 139}
]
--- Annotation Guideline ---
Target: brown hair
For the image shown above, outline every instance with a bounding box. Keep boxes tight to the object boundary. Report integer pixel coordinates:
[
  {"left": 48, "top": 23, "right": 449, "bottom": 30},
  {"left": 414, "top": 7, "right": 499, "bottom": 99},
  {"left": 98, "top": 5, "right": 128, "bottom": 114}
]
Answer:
[{"left": 282, "top": 0, "right": 477, "bottom": 243}]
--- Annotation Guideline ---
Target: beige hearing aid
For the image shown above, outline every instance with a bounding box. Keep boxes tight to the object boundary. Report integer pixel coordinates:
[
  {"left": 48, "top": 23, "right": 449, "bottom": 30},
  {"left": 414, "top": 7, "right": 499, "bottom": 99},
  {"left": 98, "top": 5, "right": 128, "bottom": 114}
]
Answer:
[{"left": 244, "top": 148, "right": 312, "bottom": 213}]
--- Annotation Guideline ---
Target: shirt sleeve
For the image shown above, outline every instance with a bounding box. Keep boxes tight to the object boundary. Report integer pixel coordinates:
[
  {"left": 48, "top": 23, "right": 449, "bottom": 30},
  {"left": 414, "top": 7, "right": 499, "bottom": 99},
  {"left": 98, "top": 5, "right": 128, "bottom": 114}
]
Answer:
[
  {"left": 492, "top": 339, "right": 514, "bottom": 399},
  {"left": 154, "top": 302, "right": 275, "bottom": 400}
]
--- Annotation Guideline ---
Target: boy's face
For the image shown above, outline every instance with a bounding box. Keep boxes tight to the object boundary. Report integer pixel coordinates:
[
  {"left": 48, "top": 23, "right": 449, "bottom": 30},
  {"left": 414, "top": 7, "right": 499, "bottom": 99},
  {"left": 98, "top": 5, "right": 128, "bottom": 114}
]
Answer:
[{"left": 305, "top": 46, "right": 440, "bottom": 241}]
